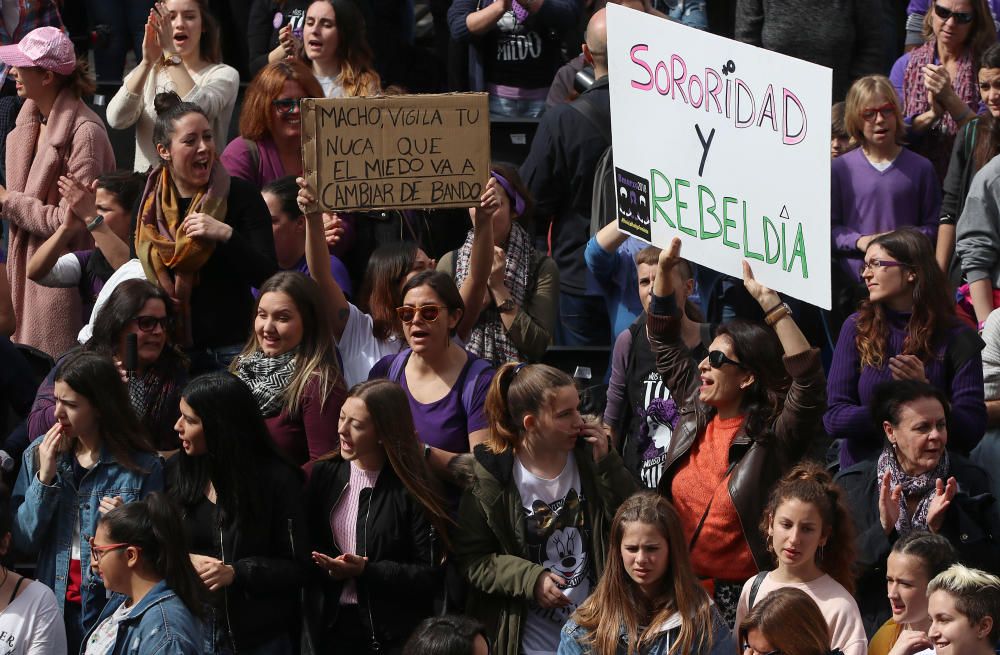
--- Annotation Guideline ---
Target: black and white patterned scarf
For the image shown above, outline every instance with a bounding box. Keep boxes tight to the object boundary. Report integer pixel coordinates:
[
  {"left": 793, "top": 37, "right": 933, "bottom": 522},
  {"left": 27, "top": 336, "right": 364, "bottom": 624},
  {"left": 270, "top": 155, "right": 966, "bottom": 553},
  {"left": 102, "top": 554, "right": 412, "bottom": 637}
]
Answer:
[
  {"left": 454, "top": 222, "right": 533, "bottom": 367},
  {"left": 876, "top": 444, "right": 950, "bottom": 534},
  {"left": 233, "top": 350, "right": 297, "bottom": 418}
]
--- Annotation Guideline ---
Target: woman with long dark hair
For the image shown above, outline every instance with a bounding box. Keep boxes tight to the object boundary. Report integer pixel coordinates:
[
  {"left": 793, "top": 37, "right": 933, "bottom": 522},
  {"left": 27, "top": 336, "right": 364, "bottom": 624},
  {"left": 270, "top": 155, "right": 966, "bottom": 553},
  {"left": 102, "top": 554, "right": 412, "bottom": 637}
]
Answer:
[
  {"left": 825, "top": 228, "right": 986, "bottom": 468},
  {"left": 646, "top": 238, "right": 825, "bottom": 624},
  {"left": 28, "top": 279, "right": 188, "bottom": 451},
  {"left": 559, "top": 492, "right": 734, "bottom": 655},
  {"left": 301, "top": 0, "right": 381, "bottom": 98},
  {"left": 169, "top": 372, "right": 308, "bottom": 653},
  {"left": 304, "top": 380, "right": 450, "bottom": 653},
  {"left": 12, "top": 351, "right": 163, "bottom": 651},
  {"left": 83, "top": 493, "right": 204, "bottom": 653}
]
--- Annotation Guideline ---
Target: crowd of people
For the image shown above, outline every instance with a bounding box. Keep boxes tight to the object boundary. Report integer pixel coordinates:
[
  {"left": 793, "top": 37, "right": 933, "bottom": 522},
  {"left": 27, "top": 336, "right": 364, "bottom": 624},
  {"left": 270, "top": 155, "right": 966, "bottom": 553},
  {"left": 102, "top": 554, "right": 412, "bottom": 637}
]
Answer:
[{"left": 0, "top": 1, "right": 999, "bottom": 655}]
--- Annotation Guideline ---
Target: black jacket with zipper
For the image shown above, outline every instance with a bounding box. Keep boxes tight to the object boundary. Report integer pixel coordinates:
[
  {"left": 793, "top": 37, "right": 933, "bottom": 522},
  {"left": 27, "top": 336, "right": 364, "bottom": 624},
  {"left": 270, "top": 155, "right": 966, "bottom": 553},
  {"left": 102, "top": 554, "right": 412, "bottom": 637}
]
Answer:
[
  {"left": 166, "top": 456, "right": 310, "bottom": 650},
  {"left": 303, "top": 457, "right": 443, "bottom": 652}
]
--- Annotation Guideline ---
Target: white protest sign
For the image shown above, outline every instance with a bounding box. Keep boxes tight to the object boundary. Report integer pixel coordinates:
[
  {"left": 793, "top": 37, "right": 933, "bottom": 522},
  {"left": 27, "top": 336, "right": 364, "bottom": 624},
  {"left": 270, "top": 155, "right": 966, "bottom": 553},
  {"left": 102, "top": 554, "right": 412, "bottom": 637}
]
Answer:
[{"left": 606, "top": 4, "right": 832, "bottom": 309}]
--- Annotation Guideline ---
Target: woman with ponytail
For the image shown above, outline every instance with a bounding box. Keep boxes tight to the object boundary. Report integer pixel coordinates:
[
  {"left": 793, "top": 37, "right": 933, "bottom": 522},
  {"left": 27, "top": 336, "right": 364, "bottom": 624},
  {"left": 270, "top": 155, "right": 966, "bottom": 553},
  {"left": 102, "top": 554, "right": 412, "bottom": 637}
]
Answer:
[
  {"left": 304, "top": 379, "right": 450, "bottom": 653},
  {"left": 558, "top": 492, "right": 735, "bottom": 655},
  {"left": 452, "top": 362, "right": 637, "bottom": 655},
  {"left": 83, "top": 493, "right": 204, "bottom": 654},
  {"left": 733, "top": 462, "right": 866, "bottom": 655}
]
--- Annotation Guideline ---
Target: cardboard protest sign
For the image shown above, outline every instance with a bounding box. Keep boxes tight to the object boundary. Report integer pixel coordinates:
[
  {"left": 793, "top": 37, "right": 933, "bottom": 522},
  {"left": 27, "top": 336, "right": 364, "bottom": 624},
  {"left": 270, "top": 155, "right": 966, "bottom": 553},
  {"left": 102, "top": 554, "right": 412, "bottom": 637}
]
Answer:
[
  {"left": 302, "top": 93, "right": 490, "bottom": 212},
  {"left": 606, "top": 4, "right": 832, "bottom": 309}
]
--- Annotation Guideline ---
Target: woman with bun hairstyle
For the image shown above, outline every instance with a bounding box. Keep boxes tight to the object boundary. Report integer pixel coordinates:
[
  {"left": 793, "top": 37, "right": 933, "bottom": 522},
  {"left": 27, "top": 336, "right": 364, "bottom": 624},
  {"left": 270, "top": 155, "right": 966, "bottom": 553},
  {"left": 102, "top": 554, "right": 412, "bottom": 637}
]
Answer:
[
  {"left": 925, "top": 564, "right": 1000, "bottom": 655},
  {"left": 301, "top": 0, "right": 381, "bottom": 98},
  {"left": 12, "top": 351, "right": 163, "bottom": 651},
  {"left": 107, "top": 0, "right": 239, "bottom": 172},
  {"left": 733, "top": 463, "right": 866, "bottom": 655},
  {"left": 452, "top": 362, "right": 637, "bottom": 655},
  {"left": 136, "top": 91, "right": 276, "bottom": 372},
  {"left": 738, "top": 587, "right": 835, "bottom": 655},
  {"left": 304, "top": 379, "right": 450, "bottom": 653},
  {"left": 83, "top": 493, "right": 204, "bottom": 654},
  {"left": 231, "top": 271, "right": 346, "bottom": 466},
  {"left": 868, "top": 532, "right": 957, "bottom": 655},
  {"left": 0, "top": 26, "right": 116, "bottom": 357},
  {"left": 558, "top": 491, "right": 735, "bottom": 655}
]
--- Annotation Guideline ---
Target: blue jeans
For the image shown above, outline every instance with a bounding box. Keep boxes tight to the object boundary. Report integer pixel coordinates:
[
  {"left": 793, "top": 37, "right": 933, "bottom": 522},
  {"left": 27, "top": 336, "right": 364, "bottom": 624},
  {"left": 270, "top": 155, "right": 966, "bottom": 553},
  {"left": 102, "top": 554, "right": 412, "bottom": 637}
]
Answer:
[
  {"left": 85, "top": 0, "right": 155, "bottom": 81},
  {"left": 657, "top": 0, "right": 708, "bottom": 29},
  {"left": 489, "top": 95, "right": 547, "bottom": 118},
  {"left": 558, "top": 292, "right": 611, "bottom": 347}
]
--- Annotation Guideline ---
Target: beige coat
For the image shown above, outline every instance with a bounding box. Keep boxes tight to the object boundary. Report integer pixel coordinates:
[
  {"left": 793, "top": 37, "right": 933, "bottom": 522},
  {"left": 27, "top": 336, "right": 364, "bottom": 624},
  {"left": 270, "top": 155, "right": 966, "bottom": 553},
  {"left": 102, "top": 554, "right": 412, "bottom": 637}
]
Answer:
[{"left": 4, "top": 88, "right": 115, "bottom": 357}]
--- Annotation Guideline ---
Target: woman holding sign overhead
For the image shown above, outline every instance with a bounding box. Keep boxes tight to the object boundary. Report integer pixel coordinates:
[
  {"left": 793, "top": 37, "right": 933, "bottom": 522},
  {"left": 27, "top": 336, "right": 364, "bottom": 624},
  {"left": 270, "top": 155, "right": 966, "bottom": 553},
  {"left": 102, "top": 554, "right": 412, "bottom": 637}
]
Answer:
[{"left": 645, "top": 237, "right": 826, "bottom": 626}]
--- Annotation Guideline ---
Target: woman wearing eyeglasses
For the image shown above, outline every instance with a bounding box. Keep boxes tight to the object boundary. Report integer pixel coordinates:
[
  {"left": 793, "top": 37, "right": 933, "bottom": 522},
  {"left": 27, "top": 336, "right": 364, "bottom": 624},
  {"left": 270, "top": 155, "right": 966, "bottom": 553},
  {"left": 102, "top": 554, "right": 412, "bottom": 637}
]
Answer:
[
  {"left": 825, "top": 228, "right": 986, "bottom": 469},
  {"left": 738, "top": 587, "right": 834, "bottom": 655},
  {"left": 831, "top": 76, "right": 941, "bottom": 315},
  {"left": 28, "top": 279, "right": 188, "bottom": 452},
  {"left": 646, "top": 238, "right": 825, "bottom": 625},
  {"left": 888, "top": 0, "right": 996, "bottom": 181},
  {"left": 230, "top": 271, "right": 346, "bottom": 467},
  {"left": 12, "top": 351, "right": 163, "bottom": 652},
  {"left": 221, "top": 60, "right": 324, "bottom": 189},
  {"left": 84, "top": 493, "right": 204, "bottom": 654}
]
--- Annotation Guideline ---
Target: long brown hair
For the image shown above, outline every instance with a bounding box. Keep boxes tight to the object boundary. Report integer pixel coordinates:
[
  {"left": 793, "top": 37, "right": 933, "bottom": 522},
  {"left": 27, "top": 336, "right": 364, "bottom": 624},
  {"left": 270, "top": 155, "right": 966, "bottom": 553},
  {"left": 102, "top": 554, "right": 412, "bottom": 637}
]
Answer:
[
  {"left": 305, "top": 0, "right": 381, "bottom": 96},
  {"left": 973, "top": 43, "right": 1000, "bottom": 171},
  {"left": 320, "top": 380, "right": 452, "bottom": 549},
  {"left": 738, "top": 588, "right": 830, "bottom": 655},
  {"left": 239, "top": 60, "right": 324, "bottom": 141},
  {"left": 484, "top": 363, "right": 575, "bottom": 453},
  {"left": 359, "top": 241, "right": 418, "bottom": 341},
  {"left": 761, "top": 462, "right": 857, "bottom": 594},
  {"left": 854, "top": 228, "right": 956, "bottom": 368},
  {"left": 571, "top": 492, "right": 716, "bottom": 655}
]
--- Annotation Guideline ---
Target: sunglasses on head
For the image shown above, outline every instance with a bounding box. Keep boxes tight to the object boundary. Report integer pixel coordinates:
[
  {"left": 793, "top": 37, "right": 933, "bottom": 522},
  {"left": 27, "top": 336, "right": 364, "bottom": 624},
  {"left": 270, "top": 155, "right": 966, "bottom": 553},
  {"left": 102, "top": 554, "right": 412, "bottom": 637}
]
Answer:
[
  {"left": 860, "top": 103, "right": 895, "bottom": 122},
  {"left": 708, "top": 350, "right": 745, "bottom": 370},
  {"left": 132, "top": 315, "right": 174, "bottom": 333},
  {"left": 395, "top": 304, "right": 446, "bottom": 324},
  {"left": 272, "top": 98, "right": 302, "bottom": 115},
  {"left": 934, "top": 3, "right": 974, "bottom": 23}
]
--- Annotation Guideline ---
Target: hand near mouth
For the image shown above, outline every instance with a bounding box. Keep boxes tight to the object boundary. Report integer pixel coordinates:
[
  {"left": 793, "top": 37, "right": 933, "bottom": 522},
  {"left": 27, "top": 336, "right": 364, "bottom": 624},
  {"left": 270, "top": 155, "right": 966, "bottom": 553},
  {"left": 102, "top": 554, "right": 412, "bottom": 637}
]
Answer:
[{"left": 887, "top": 629, "right": 933, "bottom": 655}]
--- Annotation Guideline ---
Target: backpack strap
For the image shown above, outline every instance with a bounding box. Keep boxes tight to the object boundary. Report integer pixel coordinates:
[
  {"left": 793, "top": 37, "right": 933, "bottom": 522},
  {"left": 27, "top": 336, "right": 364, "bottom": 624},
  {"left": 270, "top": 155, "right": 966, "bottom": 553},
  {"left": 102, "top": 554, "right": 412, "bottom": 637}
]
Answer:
[
  {"left": 460, "top": 356, "right": 492, "bottom": 423},
  {"left": 569, "top": 94, "right": 612, "bottom": 145},
  {"left": 747, "top": 570, "right": 769, "bottom": 609},
  {"left": 387, "top": 348, "right": 413, "bottom": 383}
]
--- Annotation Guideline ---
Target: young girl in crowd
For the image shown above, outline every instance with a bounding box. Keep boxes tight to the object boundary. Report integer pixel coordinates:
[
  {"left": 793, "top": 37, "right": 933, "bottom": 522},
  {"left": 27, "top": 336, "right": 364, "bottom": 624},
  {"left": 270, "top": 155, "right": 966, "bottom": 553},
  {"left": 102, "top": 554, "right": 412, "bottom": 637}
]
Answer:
[
  {"left": 107, "top": 0, "right": 239, "bottom": 172},
  {"left": 0, "top": 26, "right": 116, "bottom": 357},
  {"left": 304, "top": 379, "right": 451, "bottom": 653},
  {"left": 647, "top": 239, "right": 825, "bottom": 624},
  {"left": 135, "top": 91, "right": 276, "bottom": 369},
  {"left": 169, "top": 372, "right": 308, "bottom": 654},
  {"left": 221, "top": 60, "right": 324, "bottom": 187},
  {"left": 558, "top": 492, "right": 735, "bottom": 655},
  {"left": 926, "top": 565, "right": 1000, "bottom": 655},
  {"left": 831, "top": 76, "right": 940, "bottom": 300},
  {"left": 83, "top": 494, "right": 204, "bottom": 654},
  {"left": 868, "top": 532, "right": 957, "bottom": 655},
  {"left": 438, "top": 165, "right": 559, "bottom": 367},
  {"left": 302, "top": 0, "right": 381, "bottom": 98},
  {"left": 29, "top": 279, "right": 188, "bottom": 451},
  {"left": 738, "top": 588, "right": 834, "bottom": 655},
  {"left": 825, "top": 229, "right": 986, "bottom": 468},
  {"left": 231, "top": 271, "right": 346, "bottom": 466},
  {"left": 733, "top": 463, "right": 866, "bottom": 655},
  {"left": 452, "top": 362, "right": 637, "bottom": 655},
  {"left": 12, "top": 351, "right": 163, "bottom": 651},
  {"left": 369, "top": 271, "right": 496, "bottom": 475}
]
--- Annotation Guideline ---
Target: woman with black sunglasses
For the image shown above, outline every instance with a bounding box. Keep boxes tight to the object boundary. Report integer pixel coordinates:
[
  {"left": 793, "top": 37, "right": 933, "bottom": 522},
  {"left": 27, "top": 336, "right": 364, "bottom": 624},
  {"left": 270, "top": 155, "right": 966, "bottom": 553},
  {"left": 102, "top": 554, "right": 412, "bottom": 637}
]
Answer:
[
  {"left": 27, "top": 279, "right": 188, "bottom": 452},
  {"left": 646, "top": 238, "right": 826, "bottom": 626},
  {"left": 888, "top": 0, "right": 996, "bottom": 181}
]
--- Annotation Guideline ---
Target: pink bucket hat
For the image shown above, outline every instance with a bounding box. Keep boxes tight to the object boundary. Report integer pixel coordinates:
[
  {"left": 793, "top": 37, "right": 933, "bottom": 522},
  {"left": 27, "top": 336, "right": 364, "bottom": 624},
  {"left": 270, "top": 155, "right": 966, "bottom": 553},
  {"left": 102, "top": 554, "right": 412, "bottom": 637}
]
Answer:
[{"left": 0, "top": 26, "right": 76, "bottom": 75}]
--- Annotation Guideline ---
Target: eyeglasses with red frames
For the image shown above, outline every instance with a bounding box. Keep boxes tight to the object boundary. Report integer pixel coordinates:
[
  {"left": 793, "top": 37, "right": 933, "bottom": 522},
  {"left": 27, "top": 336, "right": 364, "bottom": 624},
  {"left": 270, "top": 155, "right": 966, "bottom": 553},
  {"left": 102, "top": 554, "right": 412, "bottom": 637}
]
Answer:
[
  {"left": 396, "top": 304, "right": 447, "bottom": 324},
  {"left": 860, "top": 103, "right": 895, "bottom": 122},
  {"left": 89, "top": 538, "right": 133, "bottom": 563}
]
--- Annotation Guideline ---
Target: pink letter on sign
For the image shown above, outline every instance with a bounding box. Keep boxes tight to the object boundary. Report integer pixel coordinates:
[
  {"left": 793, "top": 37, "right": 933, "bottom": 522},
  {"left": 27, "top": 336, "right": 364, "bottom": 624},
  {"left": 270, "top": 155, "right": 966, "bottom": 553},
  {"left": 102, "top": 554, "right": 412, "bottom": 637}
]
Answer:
[
  {"left": 631, "top": 44, "right": 653, "bottom": 91},
  {"left": 782, "top": 87, "right": 807, "bottom": 145}
]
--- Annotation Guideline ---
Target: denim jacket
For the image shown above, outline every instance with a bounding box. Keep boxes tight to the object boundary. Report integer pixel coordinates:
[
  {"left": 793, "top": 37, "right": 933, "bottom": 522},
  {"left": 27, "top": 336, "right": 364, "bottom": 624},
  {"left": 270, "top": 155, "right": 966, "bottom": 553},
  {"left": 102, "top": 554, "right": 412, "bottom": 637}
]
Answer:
[
  {"left": 558, "top": 604, "right": 735, "bottom": 655},
  {"left": 83, "top": 580, "right": 204, "bottom": 654},
  {"left": 11, "top": 436, "right": 163, "bottom": 631}
]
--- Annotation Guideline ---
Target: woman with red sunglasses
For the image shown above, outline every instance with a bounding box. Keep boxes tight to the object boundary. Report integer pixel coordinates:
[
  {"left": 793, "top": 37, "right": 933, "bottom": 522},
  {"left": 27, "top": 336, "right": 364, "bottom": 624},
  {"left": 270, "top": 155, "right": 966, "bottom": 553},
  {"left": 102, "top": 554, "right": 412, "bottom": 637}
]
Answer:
[{"left": 644, "top": 238, "right": 825, "bottom": 626}]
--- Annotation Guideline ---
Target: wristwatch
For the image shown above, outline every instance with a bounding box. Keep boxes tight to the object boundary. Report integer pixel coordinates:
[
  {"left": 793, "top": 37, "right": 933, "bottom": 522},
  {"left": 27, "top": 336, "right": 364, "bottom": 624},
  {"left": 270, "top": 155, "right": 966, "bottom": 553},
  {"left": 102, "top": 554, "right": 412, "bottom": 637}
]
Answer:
[
  {"left": 86, "top": 214, "right": 104, "bottom": 232},
  {"left": 497, "top": 298, "right": 516, "bottom": 314},
  {"left": 162, "top": 52, "right": 182, "bottom": 66}
]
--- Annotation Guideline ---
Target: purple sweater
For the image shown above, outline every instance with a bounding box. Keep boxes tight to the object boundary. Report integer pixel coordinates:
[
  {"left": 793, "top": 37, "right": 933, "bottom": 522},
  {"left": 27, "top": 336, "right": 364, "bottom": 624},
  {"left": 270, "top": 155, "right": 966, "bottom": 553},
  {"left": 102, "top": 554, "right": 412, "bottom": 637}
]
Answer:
[
  {"left": 824, "top": 310, "right": 986, "bottom": 468},
  {"left": 831, "top": 147, "right": 941, "bottom": 281}
]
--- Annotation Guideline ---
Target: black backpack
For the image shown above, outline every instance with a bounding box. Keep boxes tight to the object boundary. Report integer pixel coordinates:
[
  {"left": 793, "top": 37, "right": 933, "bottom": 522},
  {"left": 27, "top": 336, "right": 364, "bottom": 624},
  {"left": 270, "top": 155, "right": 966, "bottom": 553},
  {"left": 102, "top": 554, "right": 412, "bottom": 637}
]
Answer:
[{"left": 569, "top": 94, "right": 615, "bottom": 237}]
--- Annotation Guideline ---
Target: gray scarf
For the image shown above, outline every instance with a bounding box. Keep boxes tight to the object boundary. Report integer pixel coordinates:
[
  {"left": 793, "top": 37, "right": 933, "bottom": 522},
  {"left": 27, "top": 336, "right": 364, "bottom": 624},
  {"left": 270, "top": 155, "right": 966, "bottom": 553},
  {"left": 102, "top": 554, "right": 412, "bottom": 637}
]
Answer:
[{"left": 234, "top": 350, "right": 297, "bottom": 418}]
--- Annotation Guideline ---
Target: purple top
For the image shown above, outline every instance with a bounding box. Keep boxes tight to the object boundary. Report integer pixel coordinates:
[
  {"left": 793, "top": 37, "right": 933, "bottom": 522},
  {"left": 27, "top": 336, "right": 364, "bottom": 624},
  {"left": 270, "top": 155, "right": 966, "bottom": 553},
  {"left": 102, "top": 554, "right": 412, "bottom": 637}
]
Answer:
[
  {"left": 220, "top": 135, "right": 287, "bottom": 189},
  {"left": 824, "top": 310, "right": 987, "bottom": 468},
  {"left": 831, "top": 147, "right": 941, "bottom": 281},
  {"left": 368, "top": 352, "right": 494, "bottom": 453}
]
